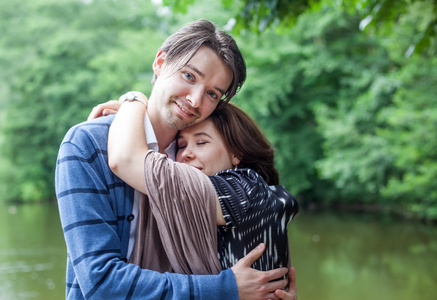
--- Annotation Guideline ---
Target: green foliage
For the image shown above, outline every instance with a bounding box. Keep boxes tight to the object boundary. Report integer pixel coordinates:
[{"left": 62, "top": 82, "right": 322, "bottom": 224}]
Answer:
[
  {"left": 234, "top": 0, "right": 311, "bottom": 32},
  {"left": 311, "top": 3, "right": 437, "bottom": 219},
  {"left": 314, "top": 74, "right": 399, "bottom": 202},
  {"left": 237, "top": 7, "right": 392, "bottom": 203},
  {"left": 167, "top": 0, "right": 436, "bottom": 53},
  {"left": 0, "top": 0, "right": 170, "bottom": 202},
  {"left": 163, "top": 0, "right": 196, "bottom": 14},
  {"left": 378, "top": 55, "right": 437, "bottom": 221},
  {"left": 1, "top": 0, "right": 436, "bottom": 222},
  {"left": 0, "top": 0, "right": 245, "bottom": 203},
  {"left": 234, "top": 0, "right": 437, "bottom": 221}
]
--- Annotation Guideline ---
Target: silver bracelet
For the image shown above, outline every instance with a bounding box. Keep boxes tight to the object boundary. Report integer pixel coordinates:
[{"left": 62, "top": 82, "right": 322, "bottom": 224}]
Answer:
[{"left": 121, "top": 92, "right": 147, "bottom": 107}]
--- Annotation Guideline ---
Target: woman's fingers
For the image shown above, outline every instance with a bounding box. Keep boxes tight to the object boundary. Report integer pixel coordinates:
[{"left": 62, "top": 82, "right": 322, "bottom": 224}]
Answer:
[{"left": 87, "top": 100, "right": 121, "bottom": 121}]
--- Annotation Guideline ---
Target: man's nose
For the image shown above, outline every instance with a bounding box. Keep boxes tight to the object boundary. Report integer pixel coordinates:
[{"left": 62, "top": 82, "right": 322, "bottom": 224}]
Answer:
[{"left": 186, "top": 87, "right": 203, "bottom": 108}]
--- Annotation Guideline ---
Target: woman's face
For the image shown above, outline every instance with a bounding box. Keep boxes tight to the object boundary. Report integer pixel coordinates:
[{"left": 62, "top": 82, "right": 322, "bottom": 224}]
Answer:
[{"left": 176, "top": 119, "right": 239, "bottom": 176}]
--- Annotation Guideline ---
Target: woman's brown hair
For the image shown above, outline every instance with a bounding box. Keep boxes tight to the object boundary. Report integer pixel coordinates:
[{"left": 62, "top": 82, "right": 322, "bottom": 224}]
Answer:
[{"left": 208, "top": 103, "right": 279, "bottom": 185}]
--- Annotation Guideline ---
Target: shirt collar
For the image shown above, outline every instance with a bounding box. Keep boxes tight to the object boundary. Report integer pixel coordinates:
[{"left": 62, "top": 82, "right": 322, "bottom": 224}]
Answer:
[{"left": 144, "top": 112, "right": 176, "bottom": 160}]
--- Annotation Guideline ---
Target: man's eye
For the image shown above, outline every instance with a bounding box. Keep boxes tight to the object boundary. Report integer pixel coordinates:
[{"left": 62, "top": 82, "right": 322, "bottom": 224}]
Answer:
[
  {"left": 207, "top": 91, "right": 218, "bottom": 99},
  {"left": 184, "top": 72, "right": 194, "bottom": 81}
]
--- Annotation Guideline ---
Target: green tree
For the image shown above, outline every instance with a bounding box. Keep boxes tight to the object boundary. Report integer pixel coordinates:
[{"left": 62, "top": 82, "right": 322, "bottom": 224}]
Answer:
[
  {"left": 165, "top": 0, "right": 436, "bottom": 53},
  {"left": 314, "top": 2, "right": 437, "bottom": 218},
  {"left": 0, "top": 0, "right": 244, "bottom": 203},
  {"left": 2, "top": 0, "right": 436, "bottom": 221},
  {"left": 379, "top": 55, "right": 437, "bottom": 221},
  {"left": 0, "top": 0, "right": 168, "bottom": 202},
  {"left": 235, "top": 7, "right": 395, "bottom": 204}
]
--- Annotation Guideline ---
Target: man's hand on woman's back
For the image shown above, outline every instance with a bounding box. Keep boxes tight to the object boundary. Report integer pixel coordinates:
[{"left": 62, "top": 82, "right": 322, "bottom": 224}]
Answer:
[{"left": 231, "top": 243, "right": 295, "bottom": 300}]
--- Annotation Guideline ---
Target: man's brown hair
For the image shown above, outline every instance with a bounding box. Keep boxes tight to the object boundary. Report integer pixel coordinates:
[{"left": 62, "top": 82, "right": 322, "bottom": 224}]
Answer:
[{"left": 153, "top": 19, "right": 246, "bottom": 102}]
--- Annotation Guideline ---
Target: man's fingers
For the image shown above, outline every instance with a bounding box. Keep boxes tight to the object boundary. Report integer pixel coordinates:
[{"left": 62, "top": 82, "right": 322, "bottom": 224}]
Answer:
[
  {"left": 274, "top": 267, "right": 297, "bottom": 300},
  {"left": 231, "top": 244, "right": 291, "bottom": 300},
  {"left": 274, "top": 289, "right": 294, "bottom": 300},
  {"left": 289, "top": 267, "right": 296, "bottom": 290},
  {"left": 274, "top": 287, "right": 297, "bottom": 300},
  {"left": 236, "top": 243, "right": 265, "bottom": 267},
  {"left": 262, "top": 267, "right": 288, "bottom": 283},
  {"left": 265, "top": 292, "right": 282, "bottom": 300},
  {"left": 274, "top": 289, "right": 287, "bottom": 298},
  {"left": 264, "top": 278, "right": 288, "bottom": 293}
]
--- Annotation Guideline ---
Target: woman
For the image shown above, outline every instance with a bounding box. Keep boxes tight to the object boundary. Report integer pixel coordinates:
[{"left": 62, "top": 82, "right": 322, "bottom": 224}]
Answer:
[{"left": 94, "top": 95, "right": 298, "bottom": 298}]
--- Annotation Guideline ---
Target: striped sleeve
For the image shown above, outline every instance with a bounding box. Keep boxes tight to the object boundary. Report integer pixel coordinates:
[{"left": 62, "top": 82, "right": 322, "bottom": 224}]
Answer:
[{"left": 55, "top": 117, "right": 238, "bottom": 299}]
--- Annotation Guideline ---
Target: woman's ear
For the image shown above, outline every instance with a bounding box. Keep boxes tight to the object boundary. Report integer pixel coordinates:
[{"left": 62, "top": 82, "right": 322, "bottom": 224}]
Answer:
[
  {"left": 153, "top": 50, "right": 166, "bottom": 76},
  {"left": 232, "top": 156, "right": 241, "bottom": 167}
]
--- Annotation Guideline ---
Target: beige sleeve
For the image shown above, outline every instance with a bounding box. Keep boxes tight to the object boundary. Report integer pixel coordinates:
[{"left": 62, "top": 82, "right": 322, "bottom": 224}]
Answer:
[{"left": 142, "top": 150, "right": 222, "bottom": 275}]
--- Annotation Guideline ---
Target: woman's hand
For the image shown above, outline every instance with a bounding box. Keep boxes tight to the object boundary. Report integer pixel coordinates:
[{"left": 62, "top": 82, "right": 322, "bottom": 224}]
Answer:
[
  {"left": 87, "top": 100, "right": 121, "bottom": 121},
  {"left": 274, "top": 267, "right": 297, "bottom": 300},
  {"left": 87, "top": 91, "right": 148, "bottom": 121}
]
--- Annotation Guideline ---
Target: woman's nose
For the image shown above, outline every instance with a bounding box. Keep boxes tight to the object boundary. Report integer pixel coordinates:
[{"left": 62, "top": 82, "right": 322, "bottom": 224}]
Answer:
[{"left": 181, "top": 147, "right": 195, "bottom": 161}]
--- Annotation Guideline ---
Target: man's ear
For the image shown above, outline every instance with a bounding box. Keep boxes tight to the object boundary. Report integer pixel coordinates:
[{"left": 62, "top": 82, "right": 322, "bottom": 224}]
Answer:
[{"left": 153, "top": 50, "right": 166, "bottom": 76}]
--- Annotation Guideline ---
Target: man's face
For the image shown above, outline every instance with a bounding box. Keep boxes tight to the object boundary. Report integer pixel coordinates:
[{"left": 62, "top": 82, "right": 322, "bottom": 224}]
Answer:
[{"left": 151, "top": 45, "right": 233, "bottom": 130}]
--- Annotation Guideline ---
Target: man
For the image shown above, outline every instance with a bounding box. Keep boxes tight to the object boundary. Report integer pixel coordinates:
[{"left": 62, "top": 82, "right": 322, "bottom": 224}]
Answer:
[{"left": 56, "top": 19, "right": 291, "bottom": 299}]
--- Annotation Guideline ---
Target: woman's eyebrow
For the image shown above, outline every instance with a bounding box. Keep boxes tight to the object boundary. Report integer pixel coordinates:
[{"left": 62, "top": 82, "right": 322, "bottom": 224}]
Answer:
[
  {"left": 178, "top": 132, "right": 212, "bottom": 140},
  {"left": 193, "top": 132, "right": 212, "bottom": 138}
]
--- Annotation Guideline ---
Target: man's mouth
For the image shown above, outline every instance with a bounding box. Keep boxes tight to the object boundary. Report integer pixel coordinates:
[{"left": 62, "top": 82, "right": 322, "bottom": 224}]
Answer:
[{"left": 176, "top": 102, "right": 195, "bottom": 117}]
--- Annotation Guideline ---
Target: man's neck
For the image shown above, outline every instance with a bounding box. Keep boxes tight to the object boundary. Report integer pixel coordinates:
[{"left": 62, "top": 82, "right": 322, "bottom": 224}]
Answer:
[{"left": 147, "top": 104, "right": 178, "bottom": 154}]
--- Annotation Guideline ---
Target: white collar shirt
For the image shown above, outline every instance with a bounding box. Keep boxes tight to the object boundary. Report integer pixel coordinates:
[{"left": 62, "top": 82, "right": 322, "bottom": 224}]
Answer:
[{"left": 127, "top": 112, "right": 176, "bottom": 259}]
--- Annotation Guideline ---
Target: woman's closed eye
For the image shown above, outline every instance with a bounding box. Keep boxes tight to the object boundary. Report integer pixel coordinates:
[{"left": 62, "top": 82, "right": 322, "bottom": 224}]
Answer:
[{"left": 177, "top": 140, "right": 187, "bottom": 149}]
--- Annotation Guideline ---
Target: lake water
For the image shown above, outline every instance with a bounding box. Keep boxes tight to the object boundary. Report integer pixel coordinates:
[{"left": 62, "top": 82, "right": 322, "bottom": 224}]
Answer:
[
  {"left": 0, "top": 203, "right": 436, "bottom": 300},
  {"left": 0, "top": 204, "right": 66, "bottom": 300},
  {"left": 288, "top": 211, "right": 437, "bottom": 300}
]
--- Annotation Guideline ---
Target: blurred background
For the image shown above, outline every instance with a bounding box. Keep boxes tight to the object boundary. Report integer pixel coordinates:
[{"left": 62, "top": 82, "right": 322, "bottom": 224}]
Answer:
[{"left": 0, "top": 0, "right": 436, "bottom": 299}]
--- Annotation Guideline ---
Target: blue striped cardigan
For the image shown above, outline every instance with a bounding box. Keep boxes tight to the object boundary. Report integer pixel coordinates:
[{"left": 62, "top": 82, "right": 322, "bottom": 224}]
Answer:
[{"left": 55, "top": 115, "right": 238, "bottom": 299}]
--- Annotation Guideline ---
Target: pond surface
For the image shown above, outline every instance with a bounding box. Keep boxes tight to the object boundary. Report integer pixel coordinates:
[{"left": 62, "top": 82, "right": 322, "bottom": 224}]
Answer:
[
  {"left": 0, "top": 204, "right": 66, "bottom": 300},
  {"left": 0, "top": 203, "right": 436, "bottom": 299},
  {"left": 288, "top": 211, "right": 437, "bottom": 300}
]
